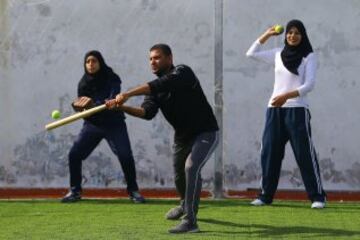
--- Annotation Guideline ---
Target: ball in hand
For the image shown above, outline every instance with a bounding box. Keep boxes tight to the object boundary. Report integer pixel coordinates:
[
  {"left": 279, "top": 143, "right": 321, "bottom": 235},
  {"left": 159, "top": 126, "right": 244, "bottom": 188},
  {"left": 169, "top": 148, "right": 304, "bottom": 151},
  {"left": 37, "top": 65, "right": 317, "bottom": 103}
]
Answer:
[
  {"left": 274, "top": 25, "right": 284, "bottom": 34},
  {"left": 51, "top": 110, "right": 61, "bottom": 119}
]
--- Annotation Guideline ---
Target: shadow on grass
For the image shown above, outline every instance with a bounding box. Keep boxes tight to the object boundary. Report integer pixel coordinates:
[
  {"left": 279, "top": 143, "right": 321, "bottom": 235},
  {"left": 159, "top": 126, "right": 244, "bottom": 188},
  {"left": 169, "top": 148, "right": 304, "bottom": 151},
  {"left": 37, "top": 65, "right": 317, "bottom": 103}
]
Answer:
[
  {"left": 0, "top": 199, "right": 251, "bottom": 207},
  {"left": 1, "top": 199, "right": 359, "bottom": 211},
  {"left": 269, "top": 203, "right": 311, "bottom": 209},
  {"left": 323, "top": 204, "right": 360, "bottom": 211},
  {"left": 80, "top": 199, "right": 253, "bottom": 207},
  {"left": 81, "top": 198, "right": 180, "bottom": 205},
  {"left": 198, "top": 218, "right": 360, "bottom": 238},
  {"left": 200, "top": 199, "right": 250, "bottom": 208},
  {"left": 200, "top": 200, "right": 317, "bottom": 209},
  {"left": 271, "top": 202, "right": 360, "bottom": 211},
  {"left": 0, "top": 198, "right": 179, "bottom": 205}
]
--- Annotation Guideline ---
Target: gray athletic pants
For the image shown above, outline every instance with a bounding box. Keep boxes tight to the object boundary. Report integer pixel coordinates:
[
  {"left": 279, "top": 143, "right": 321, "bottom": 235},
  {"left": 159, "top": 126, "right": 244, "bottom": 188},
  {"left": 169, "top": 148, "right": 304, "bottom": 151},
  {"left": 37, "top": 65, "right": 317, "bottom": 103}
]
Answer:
[{"left": 172, "top": 131, "right": 219, "bottom": 224}]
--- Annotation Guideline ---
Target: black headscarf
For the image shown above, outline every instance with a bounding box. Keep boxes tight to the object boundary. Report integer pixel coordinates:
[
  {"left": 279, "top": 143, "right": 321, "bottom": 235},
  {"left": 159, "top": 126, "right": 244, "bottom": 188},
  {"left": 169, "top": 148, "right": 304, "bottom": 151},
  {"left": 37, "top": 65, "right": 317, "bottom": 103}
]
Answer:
[
  {"left": 281, "top": 19, "right": 313, "bottom": 75},
  {"left": 78, "top": 50, "right": 114, "bottom": 97}
]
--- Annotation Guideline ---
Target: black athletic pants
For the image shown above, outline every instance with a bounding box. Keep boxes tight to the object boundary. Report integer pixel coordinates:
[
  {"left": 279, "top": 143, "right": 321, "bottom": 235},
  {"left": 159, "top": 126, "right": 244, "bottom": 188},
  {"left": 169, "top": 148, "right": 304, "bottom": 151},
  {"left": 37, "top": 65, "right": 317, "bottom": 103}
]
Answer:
[
  {"left": 172, "top": 131, "right": 219, "bottom": 224},
  {"left": 68, "top": 121, "right": 139, "bottom": 193}
]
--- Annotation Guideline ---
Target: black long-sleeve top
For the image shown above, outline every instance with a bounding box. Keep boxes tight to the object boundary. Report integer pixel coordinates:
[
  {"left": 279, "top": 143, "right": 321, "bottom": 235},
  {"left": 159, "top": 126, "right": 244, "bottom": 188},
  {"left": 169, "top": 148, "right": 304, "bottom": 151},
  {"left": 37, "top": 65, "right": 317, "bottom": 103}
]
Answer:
[
  {"left": 78, "top": 72, "right": 125, "bottom": 126},
  {"left": 141, "top": 64, "right": 219, "bottom": 141}
]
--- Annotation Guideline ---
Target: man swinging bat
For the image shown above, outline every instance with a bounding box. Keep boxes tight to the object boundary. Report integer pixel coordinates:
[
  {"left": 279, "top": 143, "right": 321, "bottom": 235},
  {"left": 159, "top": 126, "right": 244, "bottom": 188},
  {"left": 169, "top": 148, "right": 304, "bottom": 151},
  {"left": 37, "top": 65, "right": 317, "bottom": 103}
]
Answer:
[{"left": 106, "top": 43, "right": 219, "bottom": 233}]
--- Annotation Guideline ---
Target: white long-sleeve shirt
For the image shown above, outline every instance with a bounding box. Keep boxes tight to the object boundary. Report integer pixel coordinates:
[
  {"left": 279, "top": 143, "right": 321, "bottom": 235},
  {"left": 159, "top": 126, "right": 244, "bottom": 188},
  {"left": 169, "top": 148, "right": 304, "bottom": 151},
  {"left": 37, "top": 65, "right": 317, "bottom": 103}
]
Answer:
[{"left": 246, "top": 39, "right": 317, "bottom": 108}]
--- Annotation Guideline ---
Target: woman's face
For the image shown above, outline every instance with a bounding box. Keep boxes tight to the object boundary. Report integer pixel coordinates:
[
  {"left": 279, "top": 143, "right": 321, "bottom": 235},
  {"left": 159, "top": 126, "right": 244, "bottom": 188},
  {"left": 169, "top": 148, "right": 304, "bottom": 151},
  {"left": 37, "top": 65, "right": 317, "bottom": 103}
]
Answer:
[
  {"left": 286, "top": 26, "right": 302, "bottom": 46},
  {"left": 85, "top": 56, "right": 100, "bottom": 74}
]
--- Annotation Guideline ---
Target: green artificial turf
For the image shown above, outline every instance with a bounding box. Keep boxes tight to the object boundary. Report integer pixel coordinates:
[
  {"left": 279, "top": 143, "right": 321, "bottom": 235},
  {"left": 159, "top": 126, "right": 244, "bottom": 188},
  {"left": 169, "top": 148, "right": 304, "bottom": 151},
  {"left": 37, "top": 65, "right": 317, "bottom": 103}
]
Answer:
[{"left": 0, "top": 199, "right": 359, "bottom": 239}]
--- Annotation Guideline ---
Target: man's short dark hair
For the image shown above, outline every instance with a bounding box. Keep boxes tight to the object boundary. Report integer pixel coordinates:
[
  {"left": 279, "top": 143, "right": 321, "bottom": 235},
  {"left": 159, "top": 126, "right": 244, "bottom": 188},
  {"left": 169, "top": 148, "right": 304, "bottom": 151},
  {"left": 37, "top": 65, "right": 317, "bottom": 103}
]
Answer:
[{"left": 150, "top": 43, "right": 172, "bottom": 56}]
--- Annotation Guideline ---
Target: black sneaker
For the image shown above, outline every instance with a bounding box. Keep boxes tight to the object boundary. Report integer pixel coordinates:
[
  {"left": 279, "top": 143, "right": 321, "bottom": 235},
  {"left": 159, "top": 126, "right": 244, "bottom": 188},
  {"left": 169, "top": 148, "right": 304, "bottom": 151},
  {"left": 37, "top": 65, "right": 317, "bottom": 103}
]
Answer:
[
  {"left": 168, "top": 220, "right": 200, "bottom": 234},
  {"left": 129, "top": 191, "right": 145, "bottom": 203},
  {"left": 61, "top": 190, "right": 81, "bottom": 203},
  {"left": 165, "top": 205, "right": 185, "bottom": 220}
]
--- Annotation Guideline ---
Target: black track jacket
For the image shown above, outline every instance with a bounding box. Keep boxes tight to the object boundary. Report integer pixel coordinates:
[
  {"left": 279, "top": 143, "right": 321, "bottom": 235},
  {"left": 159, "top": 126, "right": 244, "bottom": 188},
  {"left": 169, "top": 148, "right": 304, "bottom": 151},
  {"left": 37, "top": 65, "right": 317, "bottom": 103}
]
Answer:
[{"left": 141, "top": 64, "right": 219, "bottom": 141}]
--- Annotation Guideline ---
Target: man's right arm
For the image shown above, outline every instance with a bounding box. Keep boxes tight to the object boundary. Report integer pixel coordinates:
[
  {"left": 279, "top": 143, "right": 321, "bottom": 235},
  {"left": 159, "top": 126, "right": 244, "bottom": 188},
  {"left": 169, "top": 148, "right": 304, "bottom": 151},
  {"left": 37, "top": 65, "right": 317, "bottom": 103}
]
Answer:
[
  {"left": 116, "top": 105, "right": 146, "bottom": 118},
  {"left": 110, "top": 95, "right": 159, "bottom": 120}
]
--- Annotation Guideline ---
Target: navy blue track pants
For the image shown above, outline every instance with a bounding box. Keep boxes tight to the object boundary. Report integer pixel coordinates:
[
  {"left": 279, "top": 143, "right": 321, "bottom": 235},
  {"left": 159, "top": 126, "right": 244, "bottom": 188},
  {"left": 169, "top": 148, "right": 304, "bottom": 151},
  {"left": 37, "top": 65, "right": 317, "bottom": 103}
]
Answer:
[
  {"left": 68, "top": 121, "right": 139, "bottom": 193},
  {"left": 259, "top": 107, "right": 326, "bottom": 203}
]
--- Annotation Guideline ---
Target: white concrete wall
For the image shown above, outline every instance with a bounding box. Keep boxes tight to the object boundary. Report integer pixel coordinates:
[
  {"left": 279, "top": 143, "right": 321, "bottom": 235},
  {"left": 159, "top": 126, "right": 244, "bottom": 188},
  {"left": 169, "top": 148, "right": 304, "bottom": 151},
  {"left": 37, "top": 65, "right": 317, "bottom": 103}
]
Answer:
[{"left": 0, "top": 0, "right": 359, "bottom": 191}]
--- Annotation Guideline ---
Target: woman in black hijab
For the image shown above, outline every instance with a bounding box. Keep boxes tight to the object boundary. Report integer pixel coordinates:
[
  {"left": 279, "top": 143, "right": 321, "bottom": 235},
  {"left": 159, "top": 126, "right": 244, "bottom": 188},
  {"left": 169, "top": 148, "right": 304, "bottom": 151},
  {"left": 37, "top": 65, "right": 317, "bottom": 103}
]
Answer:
[
  {"left": 62, "top": 50, "right": 145, "bottom": 203},
  {"left": 246, "top": 20, "right": 326, "bottom": 208},
  {"left": 281, "top": 19, "right": 313, "bottom": 75}
]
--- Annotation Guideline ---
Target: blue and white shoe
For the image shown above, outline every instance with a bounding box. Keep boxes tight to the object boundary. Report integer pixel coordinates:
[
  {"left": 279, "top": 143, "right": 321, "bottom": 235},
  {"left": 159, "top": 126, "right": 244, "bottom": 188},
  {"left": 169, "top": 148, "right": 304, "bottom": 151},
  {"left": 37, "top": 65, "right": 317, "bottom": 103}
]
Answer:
[
  {"left": 61, "top": 190, "right": 81, "bottom": 203},
  {"left": 129, "top": 191, "right": 145, "bottom": 203}
]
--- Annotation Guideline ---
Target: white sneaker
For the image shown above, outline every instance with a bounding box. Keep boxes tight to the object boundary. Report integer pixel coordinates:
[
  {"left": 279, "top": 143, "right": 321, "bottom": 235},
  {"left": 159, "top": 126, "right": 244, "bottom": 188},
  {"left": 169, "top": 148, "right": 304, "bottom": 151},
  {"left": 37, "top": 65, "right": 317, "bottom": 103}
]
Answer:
[
  {"left": 250, "top": 199, "right": 266, "bottom": 206},
  {"left": 311, "top": 201, "right": 325, "bottom": 209}
]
